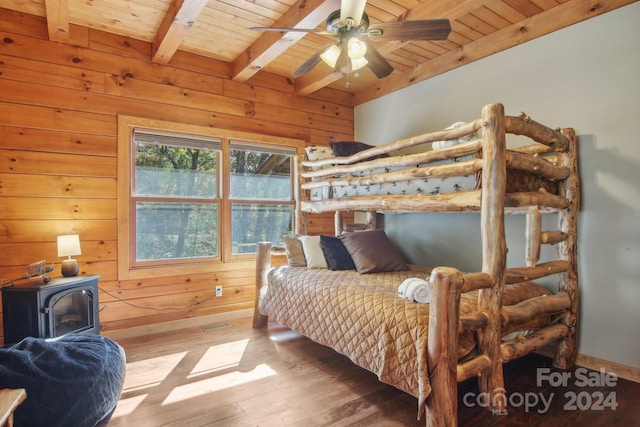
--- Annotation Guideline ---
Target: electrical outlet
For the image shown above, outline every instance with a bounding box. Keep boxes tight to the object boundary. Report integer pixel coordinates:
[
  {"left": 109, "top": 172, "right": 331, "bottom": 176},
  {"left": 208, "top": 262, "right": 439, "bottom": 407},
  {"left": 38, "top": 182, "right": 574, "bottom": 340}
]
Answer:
[{"left": 215, "top": 285, "right": 222, "bottom": 297}]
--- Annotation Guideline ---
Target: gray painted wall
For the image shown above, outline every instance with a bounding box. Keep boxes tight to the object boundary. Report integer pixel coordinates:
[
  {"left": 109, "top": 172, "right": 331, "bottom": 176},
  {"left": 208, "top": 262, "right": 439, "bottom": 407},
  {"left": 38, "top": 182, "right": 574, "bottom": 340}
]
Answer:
[{"left": 354, "top": 3, "right": 640, "bottom": 369}]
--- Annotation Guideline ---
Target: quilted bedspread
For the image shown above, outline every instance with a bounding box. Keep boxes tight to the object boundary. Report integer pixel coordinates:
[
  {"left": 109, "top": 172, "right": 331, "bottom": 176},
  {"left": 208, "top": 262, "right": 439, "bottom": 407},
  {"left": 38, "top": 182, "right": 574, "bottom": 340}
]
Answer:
[{"left": 259, "top": 265, "right": 552, "bottom": 414}]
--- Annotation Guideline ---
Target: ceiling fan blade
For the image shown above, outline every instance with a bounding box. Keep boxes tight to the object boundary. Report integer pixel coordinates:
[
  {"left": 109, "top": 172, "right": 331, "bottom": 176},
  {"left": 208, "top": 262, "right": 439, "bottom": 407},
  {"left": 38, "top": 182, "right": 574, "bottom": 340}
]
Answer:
[
  {"left": 250, "top": 27, "right": 336, "bottom": 37},
  {"left": 293, "top": 45, "right": 334, "bottom": 77},
  {"left": 367, "top": 19, "right": 451, "bottom": 41},
  {"left": 363, "top": 40, "right": 394, "bottom": 78},
  {"left": 340, "top": 0, "right": 367, "bottom": 26},
  {"left": 250, "top": 26, "right": 334, "bottom": 35}
]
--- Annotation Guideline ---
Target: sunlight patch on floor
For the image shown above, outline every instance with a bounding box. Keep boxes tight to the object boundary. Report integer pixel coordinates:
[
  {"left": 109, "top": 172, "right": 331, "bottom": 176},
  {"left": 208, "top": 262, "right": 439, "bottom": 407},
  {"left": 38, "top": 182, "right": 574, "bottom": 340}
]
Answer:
[
  {"left": 123, "top": 351, "right": 188, "bottom": 392},
  {"left": 110, "top": 393, "right": 148, "bottom": 418},
  {"left": 162, "top": 363, "right": 276, "bottom": 405},
  {"left": 188, "top": 339, "right": 249, "bottom": 378}
]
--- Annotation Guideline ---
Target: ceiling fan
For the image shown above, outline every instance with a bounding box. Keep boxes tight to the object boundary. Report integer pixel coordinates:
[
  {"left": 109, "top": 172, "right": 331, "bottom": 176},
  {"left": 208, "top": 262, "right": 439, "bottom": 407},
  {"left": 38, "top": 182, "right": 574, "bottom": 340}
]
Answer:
[{"left": 250, "top": 0, "right": 451, "bottom": 80}]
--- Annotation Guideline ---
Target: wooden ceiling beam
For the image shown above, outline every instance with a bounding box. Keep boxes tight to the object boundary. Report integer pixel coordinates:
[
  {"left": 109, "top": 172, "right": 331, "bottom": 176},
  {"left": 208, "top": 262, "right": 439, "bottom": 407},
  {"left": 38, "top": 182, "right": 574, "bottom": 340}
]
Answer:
[
  {"left": 232, "top": 0, "right": 341, "bottom": 82},
  {"left": 295, "top": 0, "right": 481, "bottom": 96},
  {"left": 152, "top": 0, "right": 209, "bottom": 64},
  {"left": 44, "top": 0, "right": 70, "bottom": 42}
]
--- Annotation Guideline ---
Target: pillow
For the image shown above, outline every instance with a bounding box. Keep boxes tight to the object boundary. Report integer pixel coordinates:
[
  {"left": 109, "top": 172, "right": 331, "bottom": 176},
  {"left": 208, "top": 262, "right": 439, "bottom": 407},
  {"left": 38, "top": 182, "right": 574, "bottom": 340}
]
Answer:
[
  {"left": 298, "top": 235, "right": 328, "bottom": 269},
  {"left": 282, "top": 235, "right": 306, "bottom": 267},
  {"left": 304, "top": 145, "right": 334, "bottom": 161},
  {"left": 304, "top": 146, "right": 334, "bottom": 200},
  {"left": 330, "top": 141, "right": 389, "bottom": 159},
  {"left": 432, "top": 121, "right": 479, "bottom": 150},
  {"left": 319, "top": 235, "right": 356, "bottom": 271},
  {"left": 340, "top": 229, "right": 408, "bottom": 274}
]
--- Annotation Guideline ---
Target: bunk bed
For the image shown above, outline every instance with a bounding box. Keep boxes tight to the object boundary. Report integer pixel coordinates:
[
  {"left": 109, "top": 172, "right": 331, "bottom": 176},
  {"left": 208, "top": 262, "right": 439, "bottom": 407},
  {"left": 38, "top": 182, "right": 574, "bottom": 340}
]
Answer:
[{"left": 252, "top": 103, "right": 579, "bottom": 427}]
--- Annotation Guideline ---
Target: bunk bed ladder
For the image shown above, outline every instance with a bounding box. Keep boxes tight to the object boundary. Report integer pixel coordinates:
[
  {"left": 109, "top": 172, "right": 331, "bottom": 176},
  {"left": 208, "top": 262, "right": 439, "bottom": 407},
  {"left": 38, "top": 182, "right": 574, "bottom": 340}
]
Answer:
[{"left": 502, "top": 127, "right": 579, "bottom": 369}]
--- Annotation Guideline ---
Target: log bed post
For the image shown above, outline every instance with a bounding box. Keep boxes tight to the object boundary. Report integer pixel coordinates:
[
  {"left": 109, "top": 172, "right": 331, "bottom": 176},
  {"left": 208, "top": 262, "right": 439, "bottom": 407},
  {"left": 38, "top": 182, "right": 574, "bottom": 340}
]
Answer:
[
  {"left": 297, "top": 151, "right": 309, "bottom": 235},
  {"left": 525, "top": 205, "right": 541, "bottom": 267},
  {"left": 334, "top": 211, "right": 344, "bottom": 235},
  {"left": 553, "top": 128, "right": 580, "bottom": 368},
  {"left": 476, "top": 103, "right": 508, "bottom": 413},
  {"left": 426, "top": 267, "right": 463, "bottom": 427},
  {"left": 253, "top": 242, "right": 272, "bottom": 328}
]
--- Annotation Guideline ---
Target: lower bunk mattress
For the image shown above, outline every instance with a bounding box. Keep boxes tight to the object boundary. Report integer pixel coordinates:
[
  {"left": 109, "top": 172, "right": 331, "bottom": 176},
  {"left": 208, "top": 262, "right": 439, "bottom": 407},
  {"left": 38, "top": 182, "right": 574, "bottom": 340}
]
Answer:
[{"left": 259, "top": 265, "right": 552, "bottom": 412}]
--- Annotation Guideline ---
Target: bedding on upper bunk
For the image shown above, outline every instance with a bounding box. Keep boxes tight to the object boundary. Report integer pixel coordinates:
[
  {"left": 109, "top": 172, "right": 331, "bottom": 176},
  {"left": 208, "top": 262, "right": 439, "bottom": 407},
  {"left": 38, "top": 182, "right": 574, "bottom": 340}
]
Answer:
[
  {"left": 324, "top": 156, "right": 478, "bottom": 200},
  {"left": 305, "top": 122, "right": 558, "bottom": 202},
  {"left": 306, "top": 125, "right": 478, "bottom": 201}
]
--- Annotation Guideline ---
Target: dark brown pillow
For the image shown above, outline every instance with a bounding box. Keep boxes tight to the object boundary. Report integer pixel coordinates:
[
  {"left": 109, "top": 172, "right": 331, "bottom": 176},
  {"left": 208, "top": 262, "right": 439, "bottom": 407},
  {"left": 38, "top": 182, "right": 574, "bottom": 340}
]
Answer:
[
  {"left": 329, "top": 141, "right": 389, "bottom": 159},
  {"left": 320, "top": 235, "right": 356, "bottom": 271},
  {"left": 340, "top": 229, "right": 408, "bottom": 274}
]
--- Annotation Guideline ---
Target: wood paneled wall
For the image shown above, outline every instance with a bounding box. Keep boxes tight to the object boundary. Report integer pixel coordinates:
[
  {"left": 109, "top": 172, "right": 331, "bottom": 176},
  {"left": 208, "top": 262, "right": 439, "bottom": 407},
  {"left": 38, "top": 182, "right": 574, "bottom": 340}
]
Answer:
[{"left": 0, "top": 8, "right": 352, "bottom": 342}]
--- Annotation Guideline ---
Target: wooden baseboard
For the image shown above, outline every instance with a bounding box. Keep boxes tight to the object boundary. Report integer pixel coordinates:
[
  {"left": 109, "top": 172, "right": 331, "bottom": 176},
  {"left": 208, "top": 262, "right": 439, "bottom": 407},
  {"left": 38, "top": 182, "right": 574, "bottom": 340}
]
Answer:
[
  {"left": 101, "top": 309, "right": 254, "bottom": 341},
  {"left": 575, "top": 353, "right": 640, "bottom": 384},
  {"left": 536, "top": 347, "right": 640, "bottom": 383}
]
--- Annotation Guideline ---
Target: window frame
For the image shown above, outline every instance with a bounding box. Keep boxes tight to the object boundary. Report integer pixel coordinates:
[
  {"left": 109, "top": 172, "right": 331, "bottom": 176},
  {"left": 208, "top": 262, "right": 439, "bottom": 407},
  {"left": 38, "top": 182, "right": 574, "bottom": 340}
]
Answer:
[
  {"left": 117, "top": 116, "right": 304, "bottom": 280},
  {"left": 132, "top": 130, "right": 222, "bottom": 268},
  {"left": 224, "top": 141, "right": 298, "bottom": 261}
]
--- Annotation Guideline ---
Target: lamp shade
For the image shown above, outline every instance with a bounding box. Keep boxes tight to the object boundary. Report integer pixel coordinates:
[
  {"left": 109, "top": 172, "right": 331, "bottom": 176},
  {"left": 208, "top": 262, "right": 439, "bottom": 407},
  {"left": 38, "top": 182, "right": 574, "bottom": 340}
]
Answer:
[
  {"left": 320, "top": 44, "right": 341, "bottom": 69},
  {"left": 349, "top": 56, "right": 368, "bottom": 71},
  {"left": 57, "top": 234, "right": 82, "bottom": 258},
  {"left": 347, "top": 37, "right": 367, "bottom": 60}
]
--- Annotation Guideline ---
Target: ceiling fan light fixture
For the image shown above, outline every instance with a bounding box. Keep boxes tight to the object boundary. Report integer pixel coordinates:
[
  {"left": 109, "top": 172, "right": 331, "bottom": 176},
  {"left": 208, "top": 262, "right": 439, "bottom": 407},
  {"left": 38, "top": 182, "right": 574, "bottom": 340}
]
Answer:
[
  {"left": 251, "top": 2, "right": 451, "bottom": 82},
  {"left": 320, "top": 44, "right": 341, "bottom": 68},
  {"left": 347, "top": 37, "right": 367, "bottom": 60},
  {"left": 349, "top": 56, "right": 368, "bottom": 71}
]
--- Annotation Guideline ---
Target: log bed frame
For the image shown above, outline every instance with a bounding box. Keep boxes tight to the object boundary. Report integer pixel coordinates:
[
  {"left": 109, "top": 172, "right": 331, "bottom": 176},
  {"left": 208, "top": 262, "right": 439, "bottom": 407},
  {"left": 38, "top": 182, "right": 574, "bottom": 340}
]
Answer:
[{"left": 253, "top": 103, "right": 579, "bottom": 426}]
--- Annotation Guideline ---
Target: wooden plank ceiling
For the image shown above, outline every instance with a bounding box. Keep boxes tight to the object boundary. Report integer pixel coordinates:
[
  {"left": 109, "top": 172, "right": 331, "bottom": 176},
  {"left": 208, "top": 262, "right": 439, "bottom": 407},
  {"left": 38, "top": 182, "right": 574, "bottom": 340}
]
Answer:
[{"left": 0, "top": 0, "right": 635, "bottom": 104}]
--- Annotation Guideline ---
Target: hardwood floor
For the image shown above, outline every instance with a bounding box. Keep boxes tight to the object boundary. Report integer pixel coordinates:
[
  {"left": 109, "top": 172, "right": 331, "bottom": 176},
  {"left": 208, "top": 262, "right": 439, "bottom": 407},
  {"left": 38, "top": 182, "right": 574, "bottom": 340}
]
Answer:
[{"left": 106, "top": 317, "right": 639, "bottom": 426}]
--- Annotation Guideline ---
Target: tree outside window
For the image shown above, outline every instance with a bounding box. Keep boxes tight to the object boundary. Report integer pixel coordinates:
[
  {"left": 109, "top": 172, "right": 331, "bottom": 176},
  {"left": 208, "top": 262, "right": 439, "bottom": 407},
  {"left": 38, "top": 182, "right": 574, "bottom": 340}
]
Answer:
[
  {"left": 229, "top": 142, "right": 295, "bottom": 254},
  {"left": 132, "top": 131, "right": 297, "bottom": 265}
]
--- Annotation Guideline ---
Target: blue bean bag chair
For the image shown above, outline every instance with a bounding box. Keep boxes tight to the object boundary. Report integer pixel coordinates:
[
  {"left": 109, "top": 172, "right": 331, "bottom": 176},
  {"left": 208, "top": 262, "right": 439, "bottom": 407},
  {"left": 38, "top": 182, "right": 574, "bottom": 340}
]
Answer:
[{"left": 0, "top": 333, "right": 126, "bottom": 427}]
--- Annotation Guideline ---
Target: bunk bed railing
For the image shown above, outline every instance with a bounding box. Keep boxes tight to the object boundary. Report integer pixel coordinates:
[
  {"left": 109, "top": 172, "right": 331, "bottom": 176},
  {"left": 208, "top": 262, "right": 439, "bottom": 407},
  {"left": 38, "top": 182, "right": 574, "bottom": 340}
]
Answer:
[
  {"left": 504, "top": 114, "right": 570, "bottom": 151},
  {"left": 299, "top": 112, "right": 571, "bottom": 217},
  {"left": 301, "top": 138, "right": 483, "bottom": 179},
  {"left": 302, "top": 119, "right": 485, "bottom": 169},
  {"left": 302, "top": 157, "right": 483, "bottom": 190}
]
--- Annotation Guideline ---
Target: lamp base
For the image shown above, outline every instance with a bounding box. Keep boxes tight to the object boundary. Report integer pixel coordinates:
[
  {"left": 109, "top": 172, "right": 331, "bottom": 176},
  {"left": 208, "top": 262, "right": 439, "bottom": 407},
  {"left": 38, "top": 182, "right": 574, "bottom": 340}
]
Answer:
[{"left": 61, "top": 259, "right": 79, "bottom": 277}]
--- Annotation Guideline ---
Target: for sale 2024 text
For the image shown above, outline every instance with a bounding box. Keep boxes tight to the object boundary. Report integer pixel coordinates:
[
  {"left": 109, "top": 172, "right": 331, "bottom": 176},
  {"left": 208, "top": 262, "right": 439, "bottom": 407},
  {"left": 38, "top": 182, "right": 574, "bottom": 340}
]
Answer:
[
  {"left": 463, "top": 367, "right": 618, "bottom": 415},
  {"left": 537, "top": 367, "right": 618, "bottom": 411}
]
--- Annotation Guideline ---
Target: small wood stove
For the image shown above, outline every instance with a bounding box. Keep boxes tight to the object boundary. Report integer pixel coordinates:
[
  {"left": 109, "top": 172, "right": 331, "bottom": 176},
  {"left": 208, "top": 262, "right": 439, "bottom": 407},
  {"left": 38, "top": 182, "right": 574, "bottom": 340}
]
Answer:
[{"left": 2, "top": 275, "right": 100, "bottom": 345}]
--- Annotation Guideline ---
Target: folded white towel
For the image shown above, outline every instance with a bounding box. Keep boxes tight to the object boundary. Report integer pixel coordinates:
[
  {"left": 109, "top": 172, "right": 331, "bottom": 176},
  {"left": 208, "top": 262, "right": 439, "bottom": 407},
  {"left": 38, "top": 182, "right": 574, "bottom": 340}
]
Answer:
[{"left": 398, "top": 278, "right": 431, "bottom": 304}]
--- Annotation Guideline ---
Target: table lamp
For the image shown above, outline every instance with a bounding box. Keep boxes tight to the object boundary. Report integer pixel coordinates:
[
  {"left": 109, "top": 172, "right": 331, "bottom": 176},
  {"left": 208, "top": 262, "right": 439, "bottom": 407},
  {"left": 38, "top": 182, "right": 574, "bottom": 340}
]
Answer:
[{"left": 57, "top": 234, "right": 81, "bottom": 277}]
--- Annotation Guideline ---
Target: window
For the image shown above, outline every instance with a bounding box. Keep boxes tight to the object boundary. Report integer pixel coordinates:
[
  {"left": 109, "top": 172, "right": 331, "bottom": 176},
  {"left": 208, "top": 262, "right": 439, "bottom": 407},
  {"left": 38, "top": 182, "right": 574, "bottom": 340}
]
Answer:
[
  {"left": 229, "top": 142, "right": 295, "bottom": 254},
  {"left": 118, "top": 116, "right": 303, "bottom": 280}
]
